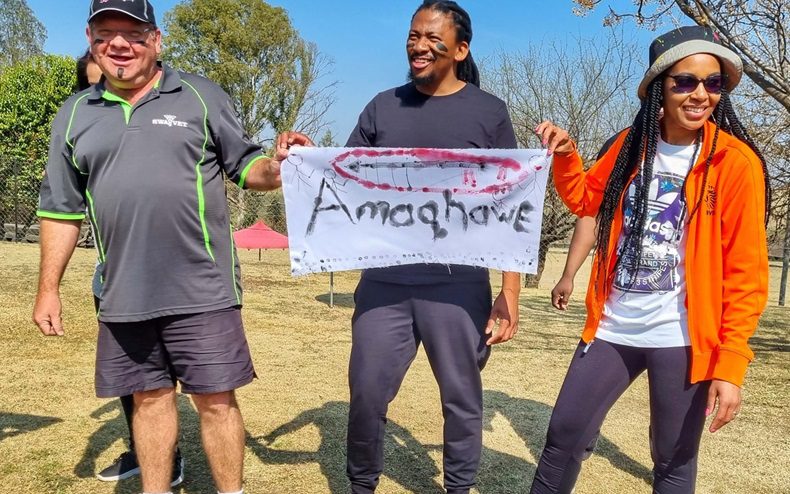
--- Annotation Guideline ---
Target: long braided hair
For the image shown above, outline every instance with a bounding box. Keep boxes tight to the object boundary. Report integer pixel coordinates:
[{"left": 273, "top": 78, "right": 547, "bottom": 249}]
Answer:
[
  {"left": 594, "top": 73, "right": 772, "bottom": 289},
  {"left": 413, "top": 0, "right": 480, "bottom": 87}
]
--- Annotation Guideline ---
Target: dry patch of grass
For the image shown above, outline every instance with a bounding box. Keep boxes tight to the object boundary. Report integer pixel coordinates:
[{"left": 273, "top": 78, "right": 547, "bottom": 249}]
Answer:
[{"left": 0, "top": 243, "right": 787, "bottom": 493}]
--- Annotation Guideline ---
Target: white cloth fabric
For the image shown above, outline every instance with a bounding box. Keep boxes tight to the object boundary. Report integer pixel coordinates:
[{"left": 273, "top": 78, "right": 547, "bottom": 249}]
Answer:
[{"left": 597, "top": 137, "right": 697, "bottom": 348}]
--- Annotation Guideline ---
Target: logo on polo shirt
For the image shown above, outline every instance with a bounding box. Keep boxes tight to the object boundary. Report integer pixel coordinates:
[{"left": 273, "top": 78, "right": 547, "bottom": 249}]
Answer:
[{"left": 152, "top": 114, "right": 188, "bottom": 128}]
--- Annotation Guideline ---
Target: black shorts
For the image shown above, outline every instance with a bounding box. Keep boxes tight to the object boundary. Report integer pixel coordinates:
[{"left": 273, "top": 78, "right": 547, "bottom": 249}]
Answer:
[{"left": 95, "top": 306, "right": 255, "bottom": 397}]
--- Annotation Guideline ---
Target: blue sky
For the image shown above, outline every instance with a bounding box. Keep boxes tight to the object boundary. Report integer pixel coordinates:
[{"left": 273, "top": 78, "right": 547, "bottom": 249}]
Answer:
[{"left": 27, "top": 0, "right": 658, "bottom": 141}]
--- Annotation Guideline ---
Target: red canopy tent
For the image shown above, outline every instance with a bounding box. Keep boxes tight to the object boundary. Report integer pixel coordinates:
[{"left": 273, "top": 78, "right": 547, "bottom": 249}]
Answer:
[
  {"left": 233, "top": 220, "right": 338, "bottom": 307},
  {"left": 233, "top": 221, "right": 288, "bottom": 260}
]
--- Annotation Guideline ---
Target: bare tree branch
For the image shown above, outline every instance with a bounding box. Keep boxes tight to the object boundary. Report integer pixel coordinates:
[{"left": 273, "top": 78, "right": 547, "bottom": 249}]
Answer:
[
  {"left": 572, "top": 1, "right": 790, "bottom": 111},
  {"left": 484, "top": 30, "right": 639, "bottom": 285}
]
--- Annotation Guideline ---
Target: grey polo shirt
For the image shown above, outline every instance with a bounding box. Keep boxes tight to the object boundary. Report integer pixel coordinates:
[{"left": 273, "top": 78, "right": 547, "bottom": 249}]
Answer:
[{"left": 38, "top": 65, "right": 264, "bottom": 322}]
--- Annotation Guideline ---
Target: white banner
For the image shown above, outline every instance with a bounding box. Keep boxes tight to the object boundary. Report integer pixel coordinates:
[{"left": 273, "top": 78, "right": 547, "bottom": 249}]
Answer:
[{"left": 281, "top": 147, "right": 550, "bottom": 276}]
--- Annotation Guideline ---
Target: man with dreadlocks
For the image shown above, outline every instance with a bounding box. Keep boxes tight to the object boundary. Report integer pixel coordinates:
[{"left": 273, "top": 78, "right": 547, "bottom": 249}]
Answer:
[
  {"left": 342, "top": 1, "right": 520, "bottom": 492},
  {"left": 532, "top": 26, "right": 770, "bottom": 493}
]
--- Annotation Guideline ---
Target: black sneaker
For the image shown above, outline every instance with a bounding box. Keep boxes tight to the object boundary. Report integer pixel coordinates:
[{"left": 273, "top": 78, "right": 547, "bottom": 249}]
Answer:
[
  {"left": 171, "top": 449, "right": 185, "bottom": 487},
  {"left": 96, "top": 450, "right": 140, "bottom": 481}
]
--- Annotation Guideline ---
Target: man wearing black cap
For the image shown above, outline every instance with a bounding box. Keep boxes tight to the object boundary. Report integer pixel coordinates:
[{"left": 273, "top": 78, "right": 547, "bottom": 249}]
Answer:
[
  {"left": 73, "top": 48, "right": 184, "bottom": 487},
  {"left": 32, "top": 1, "right": 310, "bottom": 493}
]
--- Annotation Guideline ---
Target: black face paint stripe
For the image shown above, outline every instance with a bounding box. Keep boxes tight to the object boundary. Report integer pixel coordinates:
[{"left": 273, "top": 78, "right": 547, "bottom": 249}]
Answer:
[{"left": 435, "top": 42, "right": 448, "bottom": 53}]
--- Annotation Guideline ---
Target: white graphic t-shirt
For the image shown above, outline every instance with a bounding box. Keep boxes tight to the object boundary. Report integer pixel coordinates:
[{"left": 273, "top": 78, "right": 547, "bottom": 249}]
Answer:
[{"left": 596, "top": 137, "right": 697, "bottom": 348}]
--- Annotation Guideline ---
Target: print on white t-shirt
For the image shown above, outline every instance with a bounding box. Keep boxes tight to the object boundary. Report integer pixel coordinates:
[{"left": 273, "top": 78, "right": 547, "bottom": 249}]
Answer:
[
  {"left": 614, "top": 167, "right": 686, "bottom": 293},
  {"left": 597, "top": 138, "right": 697, "bottom": 348}
]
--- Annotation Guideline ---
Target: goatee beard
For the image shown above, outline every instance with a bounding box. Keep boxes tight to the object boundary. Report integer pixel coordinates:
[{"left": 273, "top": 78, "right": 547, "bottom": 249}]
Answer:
[{"left": 408, "top": 70, "right": 434, "bottom": 87}]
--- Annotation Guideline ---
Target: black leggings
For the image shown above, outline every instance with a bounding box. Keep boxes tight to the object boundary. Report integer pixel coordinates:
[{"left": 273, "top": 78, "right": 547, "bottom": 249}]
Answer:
[{"left": 530, "top": 339, "right": 709, "bottom": 494}]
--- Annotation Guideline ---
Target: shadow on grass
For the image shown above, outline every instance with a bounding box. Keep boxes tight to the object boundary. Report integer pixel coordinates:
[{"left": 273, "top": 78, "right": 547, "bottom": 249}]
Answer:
[
  {"left": 0, "top": 412, "right": 62, "bottom": 443},
  {"left": 315, "top": 293, "right": 356, "bottom": 309},
  {"left": 248, "top": 400, "right": 443, "bottom": 493},
  {"left": 750, "top": 308, "right": 789, "bottom": 355},
  {"left": 75, "top": 394, "right": 209, "bottom": 494},
  {"left": 482, "top": 390, "right": 652, "bottom": 490},
  {"left": 750, "top": 334, "right": 789, "bottom": 354},
  {"left": 247, "top": 397, "right": 651, "bottom": 492},
  {"left": 68, "top": 392, "right": 651, "bottom": 493}
]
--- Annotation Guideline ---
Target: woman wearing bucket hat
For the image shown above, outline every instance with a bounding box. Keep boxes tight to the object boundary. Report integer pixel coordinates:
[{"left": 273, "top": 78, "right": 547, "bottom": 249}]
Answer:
[{"left": 531, "top": 26, "right": 771, "bottom": 493}]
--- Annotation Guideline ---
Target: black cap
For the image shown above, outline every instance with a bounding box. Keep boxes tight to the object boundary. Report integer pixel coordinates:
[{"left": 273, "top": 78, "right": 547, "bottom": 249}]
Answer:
[
  {"left": 637, "top": 25, "right": 742, "bottom": 98},
  {"left": 88, "top": 0, "right": 156, "bottom": 26}
]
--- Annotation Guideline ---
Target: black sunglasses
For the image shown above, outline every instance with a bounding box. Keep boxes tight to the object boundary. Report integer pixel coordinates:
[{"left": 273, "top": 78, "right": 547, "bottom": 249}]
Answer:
[{"left": 666, "top": 74, "right": 724, "bottom": 94}]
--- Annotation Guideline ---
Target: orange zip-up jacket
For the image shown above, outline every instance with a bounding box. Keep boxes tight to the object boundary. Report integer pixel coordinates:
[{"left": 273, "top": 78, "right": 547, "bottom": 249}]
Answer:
[{"left": 553, "top": 120, "right": 768, "bottom": 386}]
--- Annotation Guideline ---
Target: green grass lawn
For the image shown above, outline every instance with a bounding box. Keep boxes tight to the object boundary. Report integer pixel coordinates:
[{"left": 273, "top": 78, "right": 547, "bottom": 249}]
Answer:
[{"left": 0, "top": 243, "right": 787, "bottom": 493}]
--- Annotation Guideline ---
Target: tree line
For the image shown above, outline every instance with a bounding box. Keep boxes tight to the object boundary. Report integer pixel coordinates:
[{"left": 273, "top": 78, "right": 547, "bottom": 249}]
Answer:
[{"left": 0, "top": 0, "right": 787, "bottom": 300}]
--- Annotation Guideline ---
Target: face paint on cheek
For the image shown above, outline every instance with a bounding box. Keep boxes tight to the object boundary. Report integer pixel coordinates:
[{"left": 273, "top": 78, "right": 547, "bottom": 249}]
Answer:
[{"left": 429, "top": 42, "right": 449, "bottom": 59}]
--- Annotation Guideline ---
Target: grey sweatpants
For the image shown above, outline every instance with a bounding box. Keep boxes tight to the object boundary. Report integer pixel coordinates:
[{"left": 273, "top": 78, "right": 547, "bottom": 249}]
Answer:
[
  {"left": 347, "top": 278, "right": 492, "bottom": 494},
  {"left": 530, "top": 339, "right": 710, "bottom": 494}
]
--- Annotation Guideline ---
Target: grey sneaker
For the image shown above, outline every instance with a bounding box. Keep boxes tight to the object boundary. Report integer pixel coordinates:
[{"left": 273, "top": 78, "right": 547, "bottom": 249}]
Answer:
[
  {"left": 96, "top": 451, "right": 140, "bottom": 481},
  {"left": 171, "top": 449, "right": 185, "bottom": 487}
]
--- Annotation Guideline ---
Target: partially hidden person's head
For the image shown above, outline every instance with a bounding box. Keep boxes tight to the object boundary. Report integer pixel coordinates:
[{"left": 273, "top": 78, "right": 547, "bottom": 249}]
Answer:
[
  {"left": 408, "top": 0, "right": 479, "bottom": 91},
  {"left": 85, "top": 0, "right": 161, "bottom": 91},
  {"left": 76, "top": 49, "right": 102, "bottom": 91},
  {"left": 593, "top": 25, "right": 770, "bottom": 290}
]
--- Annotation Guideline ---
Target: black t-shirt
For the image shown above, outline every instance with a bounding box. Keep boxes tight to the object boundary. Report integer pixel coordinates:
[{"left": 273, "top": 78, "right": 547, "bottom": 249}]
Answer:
[{"left": 345, "top": 82, "right": 517, "bottom": 284}]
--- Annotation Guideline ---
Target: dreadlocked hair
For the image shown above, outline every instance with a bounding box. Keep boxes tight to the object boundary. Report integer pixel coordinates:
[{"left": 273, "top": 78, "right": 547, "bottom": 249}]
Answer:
[
  {"left": 414, "top": 0, "right": 480, "bottom": 87},
  {"left": 715, "top": 89, "right": 772, "bottom": 224},
  {"left": 594, "top": 82, "right": 772, "bottom": 292},
  {"left": 594, "top": 78, "right": 664, "bottom": 290}
]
